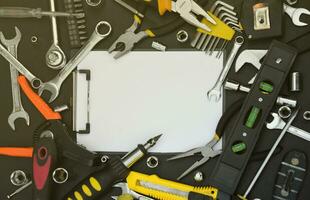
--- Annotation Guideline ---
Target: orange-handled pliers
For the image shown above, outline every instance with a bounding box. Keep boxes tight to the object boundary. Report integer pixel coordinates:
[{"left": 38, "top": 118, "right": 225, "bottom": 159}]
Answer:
[{"left": 138, "top": 0, "right": 216, "bottom": 32}]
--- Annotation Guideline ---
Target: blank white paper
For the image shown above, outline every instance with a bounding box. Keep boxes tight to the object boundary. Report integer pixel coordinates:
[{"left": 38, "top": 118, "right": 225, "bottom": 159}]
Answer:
[{"left": 76, "top": 51, "right": 223, "bottom": 152}]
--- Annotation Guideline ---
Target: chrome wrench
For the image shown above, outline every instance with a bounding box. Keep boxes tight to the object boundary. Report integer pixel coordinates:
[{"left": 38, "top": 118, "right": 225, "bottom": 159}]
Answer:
[
  {"left": 45, "top": 0, "right": 67, "bottom": 69},
  {"left": 207, "top": 36, "right": 244, "bottom": 102},
  {"left": 39, "top": 21, "right": 112, "bottom": 102},
  {"left": 0, "top": 37, "right": 42, "bottom": 89},
  {"left": 0, "top": 27, "right": 30, "bottom": 130}
]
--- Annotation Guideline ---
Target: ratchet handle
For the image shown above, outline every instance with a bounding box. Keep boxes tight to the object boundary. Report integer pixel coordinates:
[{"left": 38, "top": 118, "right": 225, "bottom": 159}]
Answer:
[
  {"left": 18, "top": 76, "right": 61, "bottom": 120},
  {"left": 0, "top": 7, "right": 42, "bottom": 18},
  {"left": 65, "top": 158, "right": 129, "bottom": 200}
]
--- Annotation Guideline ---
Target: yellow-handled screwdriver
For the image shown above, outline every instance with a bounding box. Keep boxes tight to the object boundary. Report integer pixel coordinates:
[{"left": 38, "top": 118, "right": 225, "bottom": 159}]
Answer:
[
  {"left": 126, "top": 171, "right": 230, "bottom": 200},
  {"left": 64, "top": 134, "right": 162, "bottom": 200}
]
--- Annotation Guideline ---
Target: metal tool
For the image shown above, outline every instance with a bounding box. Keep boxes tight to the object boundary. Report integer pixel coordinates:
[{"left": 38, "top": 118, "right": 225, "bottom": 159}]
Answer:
[
  {"left": 65, "top": 0, "right": 88, "bottom": 48},
  {"left": 272, "top": 150, "right": 306, "bottom": 200},
  {"left": 112, "top": 182, "right": 154, "bottom": 200},
  {"left": 303, "top": 111, "right": 310, "bottom": 120},
  {"left": 278, "top": 106, "right": 292, "bottom": 119},
  {"left": 0, "top": 27, "right": 30, "bottom": 130},
  {"left": 146, "top": 156, "right": 159, "bottom": 168},
  {"left": 193, "top": 171, "right": 204, "bottom": 182},
  {"left": 45, "top": 0, "right": 67, "bottom": 69},
  {"left": 39, "top": 21, "right": 112, "bottom": 102},
  {"left": 224, "top": 80, "right": 297, "bottom": 107},
  {"left": 153, "top": 0, "right": 216, "bottom": 32},
  {"left": 53, "top": 105, "right": 69, "bottom": 113},
  {"left": 65, "top": 134, "right": 162, "bottom": 200},
  {"left": 0, "top": 7, "right": 83, "bottom": 18},
  {"left": 235, "top": 49, "right": 268, "bottom": 84},
  {"left": 52, "top": 168, "right": 69, "bottom": 184},
  {"left": 286, "top": 0, "right": 298, "bottom": 5},
  {"left": 151, "top": 41, "right": 166, "bottom": 51},
  {"left": 108, "top": 16, "right": 152, "bottom": 59},
  {"left": 191, "top": 1, "right": 235, "bottom": 49},
  {"left": 290, "top": 72, "right": 302, "bottom": 92},
  {"left": 207, "top": 36, "right": 244, "bottom": 102},
  {"left": 239, "top": 109, "right": 299, "bottom": 199},
  {"left": 10, "top": 170, "right": 29, "bottom": 186},
  {"left": 176, "top": 30, "right": 188, "bottom": 43},
  {"left": 114, "top": 0, "right": 144, "bottom": 18},
  {"left": 284, "top": 3, "right": 310, "bottom": 26},
  {"left": 6, "top": 181, "right": 32, "bottom": 199},
  {"left": 267, "top": 113, "right": 310, "bottom": 142},
  {"left": 127, "top": 171, "right": 223, "bottom": 200},
  {"left": 168, "top": 132, "right": 222, "bottom": 180},
  {"left": 204, "top": 6, "right": 237, "bottom": 54},
  {"left": 0, "top": 41, "right": 42, "bottom": 89},
  {"left": 86, "top": 0, "right": 102, "bottom": 7}
]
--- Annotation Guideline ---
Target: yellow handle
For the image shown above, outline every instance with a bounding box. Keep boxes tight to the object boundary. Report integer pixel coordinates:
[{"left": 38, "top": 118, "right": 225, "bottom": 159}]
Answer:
[
  {"left": 157, "top": 0, "right": 172, "bottom": 15},
  {"left": 198, "top": 12, "right": 236, "bottom": 41},
  {"left": 127, "top": 171, "right": 218, "bottom": 200}
]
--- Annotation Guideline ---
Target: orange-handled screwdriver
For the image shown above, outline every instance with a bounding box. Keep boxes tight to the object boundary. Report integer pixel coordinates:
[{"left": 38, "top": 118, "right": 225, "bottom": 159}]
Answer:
[{"left": 0, "top": 147, "right": 33, "bottom": 158}]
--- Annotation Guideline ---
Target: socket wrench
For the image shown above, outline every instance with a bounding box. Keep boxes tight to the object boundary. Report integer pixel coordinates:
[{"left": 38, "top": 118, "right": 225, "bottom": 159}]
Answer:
[
  {"left": 0, "top": 27, "right": 30, "bottom": 130},
  {"left": 207, "top": 36, "right": 244, "bottom": 102},
  {"left": 38, "top": 21, "right": 112, "bottom": 102}
]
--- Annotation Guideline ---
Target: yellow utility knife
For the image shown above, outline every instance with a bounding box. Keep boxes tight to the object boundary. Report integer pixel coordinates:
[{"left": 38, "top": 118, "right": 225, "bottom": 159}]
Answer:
[{"left": 127, "top": 171, "right": 224, "bottom": 200}]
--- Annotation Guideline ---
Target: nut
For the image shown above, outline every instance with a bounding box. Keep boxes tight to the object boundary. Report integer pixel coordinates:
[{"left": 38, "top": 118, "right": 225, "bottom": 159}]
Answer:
[{"left": 146, "top": 156, "right": 159, "bottom": 168}]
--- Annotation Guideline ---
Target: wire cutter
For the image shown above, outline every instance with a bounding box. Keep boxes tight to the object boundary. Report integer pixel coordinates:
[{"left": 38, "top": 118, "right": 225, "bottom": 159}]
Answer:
[
  {"left": 108, "top": 14, "right": 184, "bottom": 58},
  {"left": 168, "top": 132, "right": 222, "bottom": 180},
  {"left": 167, "top": 99, "right": 245, "bottom": 180},
  {"left": 136, "top": 0, "right": 216, "bottom": 31}
]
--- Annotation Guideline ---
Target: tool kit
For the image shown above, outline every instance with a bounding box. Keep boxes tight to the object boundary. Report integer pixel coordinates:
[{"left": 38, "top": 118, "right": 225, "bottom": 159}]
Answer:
[{"left": 1, "top": 0, "right": 310, "bottom": 200}]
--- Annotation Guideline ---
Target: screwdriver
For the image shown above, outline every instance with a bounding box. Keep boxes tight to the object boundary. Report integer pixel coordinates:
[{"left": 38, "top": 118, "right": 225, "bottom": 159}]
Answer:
[
  {"left": 0, "top": 7, "right": 84, "bottom": 18},
  {"left": 65, "top": 134, "right": 162, "bottom": 200}
]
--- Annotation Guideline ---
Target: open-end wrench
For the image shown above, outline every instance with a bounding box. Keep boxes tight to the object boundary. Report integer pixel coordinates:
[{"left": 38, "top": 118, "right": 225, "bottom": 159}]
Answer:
[
  {"left": 45, "top": 0, "right": 67, "bottom": 69},
  {"left": 39, "top": 21, "right": 112, "bottom": 102},
  {"left": 235, "top": 49, "right": 268, "bottom": 84},
  {"left": 207, "top": 36, "right": 244, "bottom": 102},
  {"left": 283, "top": 3, "right": 310, "bottom": 26},
  {"left": 0, "top": 27, "right": 30, "bottom": 130},
  {"left": 0, "top": 37, "right": 42, "bottom": 89},
  {"left": 267, "top": 113, "right": 310, "bottom": 142}
]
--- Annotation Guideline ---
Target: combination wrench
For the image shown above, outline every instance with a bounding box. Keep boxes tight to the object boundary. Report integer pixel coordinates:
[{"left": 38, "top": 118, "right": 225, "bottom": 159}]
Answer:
[
  {"left": 207, "top": 36, "right": 244, "bottom": 102},
  {"left": 45, "top": 0, "right": 67, "bottom": 69},
  {"left": 39, "top": 21, "right": 112, "bottom": 102},
  {"left": 0, "top": 27, "right": 30, "bottom": 130},
  {"left": 0, "top": 40, "right": 42, "bottom": 89},
  {"left": 267, "top": 113, "right": 310, "bottom": 142}
]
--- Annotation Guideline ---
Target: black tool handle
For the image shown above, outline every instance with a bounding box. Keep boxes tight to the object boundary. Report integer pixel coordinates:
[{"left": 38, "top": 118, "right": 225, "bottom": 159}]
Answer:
[
  {"left": 33, "top": 137, "right": 57, "bottom": 200},
  {"left": 64, "top": 158, "right": 129, "bottom": 200}
]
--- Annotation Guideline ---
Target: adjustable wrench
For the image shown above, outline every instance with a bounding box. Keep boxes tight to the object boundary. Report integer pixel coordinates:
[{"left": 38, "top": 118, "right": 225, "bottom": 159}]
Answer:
[
  {"left": 0, "top": 27, "right": 30, "bottom": 130},
  {"left": 39, "top": 21, "right": 112, "bottom": 102},
  {"left": 267, "top": 113, "right": 310, "bottom": 142},
  {"left": 207, "top": 36, "right": 244, "bottom": 102},
  {"left": 45, "top": 0, "right": 67, "bottom": 69}
]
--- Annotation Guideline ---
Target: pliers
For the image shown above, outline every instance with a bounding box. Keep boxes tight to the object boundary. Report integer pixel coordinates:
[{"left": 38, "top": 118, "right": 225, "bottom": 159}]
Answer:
[
  {"left": 108, "top": 14, "right": 185, "bottom": 59},
  {"left": 167, "top": 132, "right": 222, "bottom": 180},
  {"left": 135, "top": 0, "right": 216, "bottom": 31},
  {"left": 167, "top": 99, "right": 244, "bottom": 180}
]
